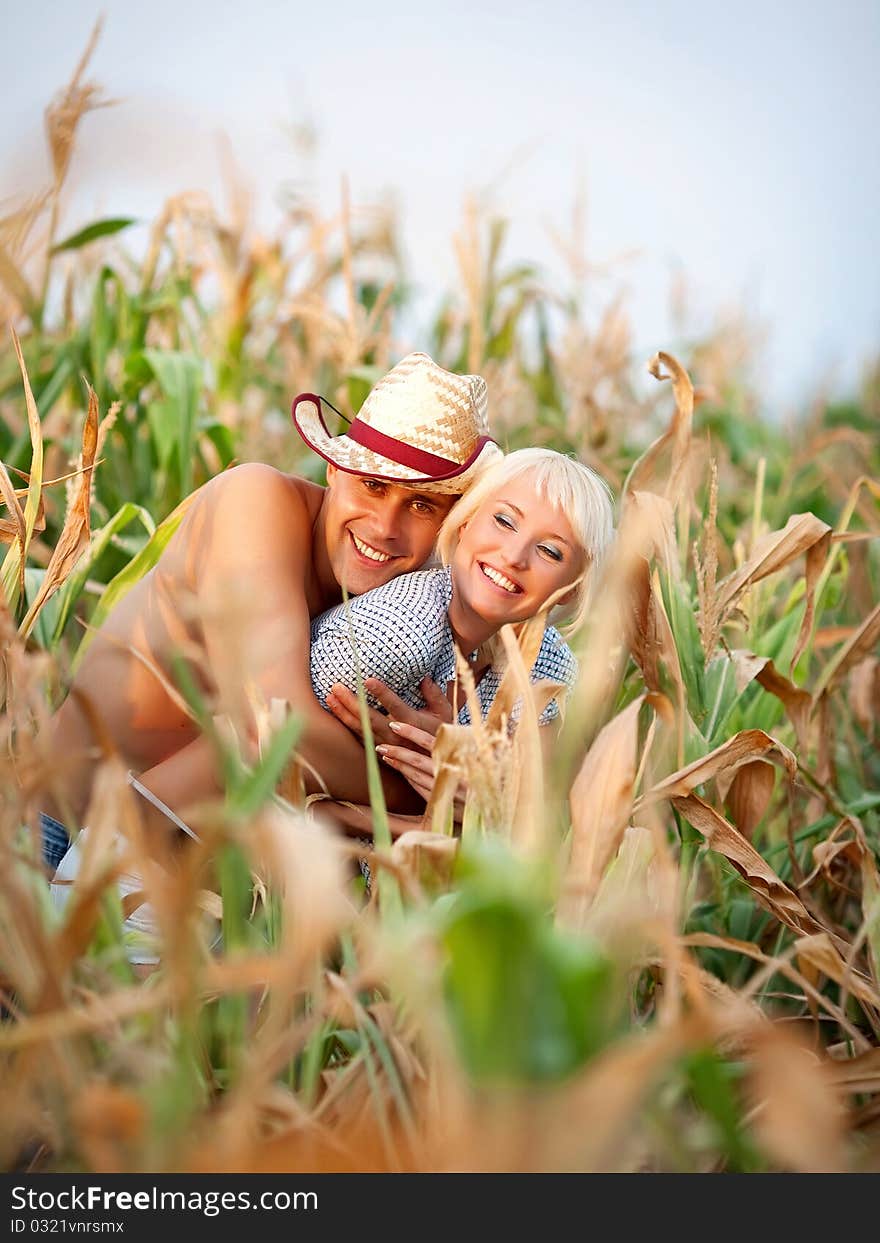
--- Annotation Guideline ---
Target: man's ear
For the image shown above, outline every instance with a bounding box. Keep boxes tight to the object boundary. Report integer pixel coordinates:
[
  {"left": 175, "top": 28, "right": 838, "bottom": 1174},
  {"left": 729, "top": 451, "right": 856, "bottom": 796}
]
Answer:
[{"left": 325, "top": 464, "right": 337, "bottom": 487}]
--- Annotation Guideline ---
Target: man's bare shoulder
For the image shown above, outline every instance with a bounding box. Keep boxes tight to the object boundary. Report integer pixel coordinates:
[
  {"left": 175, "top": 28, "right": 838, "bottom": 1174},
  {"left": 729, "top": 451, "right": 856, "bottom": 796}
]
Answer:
[
  {"left": 192, "top": 463, "right": 323, "bottom": 542},
  {"left": 170, "top": 463, "right": 325, "bottom": 587},
  {"left": 201, "top": 462, "right": 324, "bottom": 519}
]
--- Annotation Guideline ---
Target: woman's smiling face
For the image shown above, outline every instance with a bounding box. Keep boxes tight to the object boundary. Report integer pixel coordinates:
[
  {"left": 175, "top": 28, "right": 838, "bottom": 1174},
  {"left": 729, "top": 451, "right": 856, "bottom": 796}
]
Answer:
[{"left": 450, "top": 473, "right": 587, "bottom": 629}]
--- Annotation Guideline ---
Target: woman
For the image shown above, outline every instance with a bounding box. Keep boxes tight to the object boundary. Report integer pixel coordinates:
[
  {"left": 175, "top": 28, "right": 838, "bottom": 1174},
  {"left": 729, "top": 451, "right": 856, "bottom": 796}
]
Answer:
[{"left": 309, "top": 447, "right": 614, "bottom": 814}]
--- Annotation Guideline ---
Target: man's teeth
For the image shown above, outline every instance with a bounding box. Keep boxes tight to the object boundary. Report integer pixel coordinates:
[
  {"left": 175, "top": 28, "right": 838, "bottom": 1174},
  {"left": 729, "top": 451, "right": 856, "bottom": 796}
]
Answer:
[
  {"left": 480, "top": 563, "right": 519, "bottom": 593},
  {"left": 352, "top": 533, "right": 391, "bottom": 563}
]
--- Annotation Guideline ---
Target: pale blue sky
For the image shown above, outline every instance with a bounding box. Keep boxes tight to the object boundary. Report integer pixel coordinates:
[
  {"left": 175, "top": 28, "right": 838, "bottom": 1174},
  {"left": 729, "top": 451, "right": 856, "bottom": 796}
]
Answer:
[{"left": 3, "top": 0, "right": 879, "bottom": 412}]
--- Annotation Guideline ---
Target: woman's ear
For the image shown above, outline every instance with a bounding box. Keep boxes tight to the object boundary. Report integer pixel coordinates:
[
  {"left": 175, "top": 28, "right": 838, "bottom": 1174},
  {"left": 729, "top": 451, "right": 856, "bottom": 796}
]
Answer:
[{"left": 553, "top": 564, "right": 589, "bottom": 612}]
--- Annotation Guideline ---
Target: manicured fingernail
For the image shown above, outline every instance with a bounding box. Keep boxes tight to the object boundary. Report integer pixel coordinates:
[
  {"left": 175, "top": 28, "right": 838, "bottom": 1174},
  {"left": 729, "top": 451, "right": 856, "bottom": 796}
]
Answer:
[
  {"left": 388, "top": 720, "right": 402, "bottom": 732},
  {"left": 376, "top": 745, "right": 388, "bottom": 755}
]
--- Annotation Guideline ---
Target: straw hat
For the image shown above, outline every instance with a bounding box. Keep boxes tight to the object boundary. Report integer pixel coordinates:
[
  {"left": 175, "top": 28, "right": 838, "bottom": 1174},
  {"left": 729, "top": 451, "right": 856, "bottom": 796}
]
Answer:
[{"left": 291, "top": 352, "right": 499, "bottom": 494}]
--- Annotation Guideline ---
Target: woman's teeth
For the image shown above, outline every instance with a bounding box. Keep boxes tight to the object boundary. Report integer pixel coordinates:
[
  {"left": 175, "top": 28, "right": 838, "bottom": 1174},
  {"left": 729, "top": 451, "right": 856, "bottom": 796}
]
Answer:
[{"left": 480, "top": 563, "right": 519, "bottom": 593}]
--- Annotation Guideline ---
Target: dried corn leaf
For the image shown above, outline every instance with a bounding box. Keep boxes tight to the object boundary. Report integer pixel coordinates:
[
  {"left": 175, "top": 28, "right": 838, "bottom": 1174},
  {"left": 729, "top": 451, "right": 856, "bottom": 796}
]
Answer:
[
  {"left": 717, "top": 512, "right": 832, "bottom": 609},
  {"left": 1, "top": 330, "right": 45, "bottom": 611},
  {"left": 671, "top": 793, "right": 826, "bottom": 937},
  {"left": 561, "top": 695, "right": 644, "bottom": 920},
  {"left": 849, "top": 656, "right": 879, "bottom": 736},
  {"left": 855, "top": 836, "right": 880, "bottom": 990},
  {"left": 814, "top": 625, "right": 859, "bottom": 648},
  {"left": 529, "top": 677, "right": 570, "bottom": 722},
  {"left": 0, "top": 241, "right": 38, "bottom": 316},
  {"left": 484, "top": 612, "right": 548, "bottom": 733},
  {"left": 625, "top": 489, "right": 677, "bottom": 565},
  {"left": 72, "top": 1081, "right": 146, "bottom": 1174},
  {"left": 389, "top": 830, "right": 458, "bottom": 894},
  {"left": 693, "top": 459, "right": 721, "bottom": 652},
  {"left": 729, "top": 649, "right": 771, "bottom": 693},
  {"left": 19, "top": 384, "right": 99, "bottom": 638},
  {"left": 0, "top": 459, "right": 26, "bottom": 569},
  {"left": 755, "top": 660, "right": 813, "bottom": 753},
  {"left": 715, "top": 513, "right": 831, "bottom": 671},
  {"left": 253, "top": 806, "right": 351, "bottom": 977},
  {"left": 424, "top": 722, "right": 476, "bottom": 835},
  {"left": 579, "top": 824, "right": 664, "bottom": 953},
  {"left": 826, "top": 1047, "right": 880, "bottom": 1095},
  {"left": 725, "top": 759, "right": 775, "bottom": 839},
  {"left": 746, "top": 1025, "right": 847, "bottom": 1172},
  {"left": 625, "top": 351, "right": 694, "bottom": 502},
  {"left": 805, "top": 835, "right": 879, "bottom": 989},
  {"left": 563, "top": 493, "right": 667, "bottom": 753},
  {"left": 498, "top": 623, "right": 544, "bottom": 850},
  {"left": 631, "top": 561, "right": 686, "bottom": 711},
  {"left": 695, "top": 931, "right": 871, "bottom": 1053},
  {"left": 813, "top": 601, "right": 880, "bottom": 702},
  {"left": 729, "top": 651, "right": 813, "bottom": 752},
  {"left": 541, "top": 1014, "right": 707, "bottom": 1172},
  {"left": 639, "top": 728, "right": 796, "bottom": 810}
]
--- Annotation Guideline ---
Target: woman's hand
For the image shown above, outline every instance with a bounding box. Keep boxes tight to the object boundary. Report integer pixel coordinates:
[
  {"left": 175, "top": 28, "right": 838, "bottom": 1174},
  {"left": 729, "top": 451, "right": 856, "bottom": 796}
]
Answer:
[
  {"left": 376, "top": 720, "right": 467, "bottom": 823},
  {"left": 375, "top": 720, "right": 436, "bottom": 800},
  {"left": 325, "top": 676, "right": 453, "bottom": 747}
]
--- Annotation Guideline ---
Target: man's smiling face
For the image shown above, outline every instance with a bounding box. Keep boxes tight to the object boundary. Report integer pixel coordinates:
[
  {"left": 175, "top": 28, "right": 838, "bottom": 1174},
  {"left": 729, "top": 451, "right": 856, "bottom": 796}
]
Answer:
[{"left": 322, "top": 464, "right": 458, "bottom": 596}]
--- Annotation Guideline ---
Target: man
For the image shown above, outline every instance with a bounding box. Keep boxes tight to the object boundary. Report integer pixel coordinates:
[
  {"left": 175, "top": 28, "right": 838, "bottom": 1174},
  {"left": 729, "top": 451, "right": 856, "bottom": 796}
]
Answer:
[{"left": 42, "top": 352, "right": 497, "bottom": 866}]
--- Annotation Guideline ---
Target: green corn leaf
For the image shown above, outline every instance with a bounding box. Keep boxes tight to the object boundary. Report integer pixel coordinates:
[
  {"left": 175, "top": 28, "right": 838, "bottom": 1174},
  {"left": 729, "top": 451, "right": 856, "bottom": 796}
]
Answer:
[
  {"left": 342, "top": 594, "right": 402, "bottom": 920},
  {"left": 51, "top": 501, "right": 156, "bottom": 643},
  {"left": 89, "top": 268, "right": 118, "bottom": 396},
  {"left": 23, "top": 568, "right": 62, "bottom": 649},
  {"left": 35, "top": 352, "right": 76, "bottom": 416},
  {"left": 143, "top": 350, "right": 202, "bottom": 498},
  {"left": 660, "top": 567, "right": 706, "bottom": 722},
  {"left": 685, "top": 1049, "right": 760, "bottom": 1171},
  {"left": 227, "top": 711, "right": 304, "bottom": 819},
  {"left": 346, "top": 366, "right": 383, "bottom": 415},
  {"left": 73, "top": 497, "right": 190, "bottom": 668},
  {"left": 51, "top": 217, "right": 136, "bottom": 254},
  {"left": 146, "top": 400, "right": 180, "bottom": 469}
]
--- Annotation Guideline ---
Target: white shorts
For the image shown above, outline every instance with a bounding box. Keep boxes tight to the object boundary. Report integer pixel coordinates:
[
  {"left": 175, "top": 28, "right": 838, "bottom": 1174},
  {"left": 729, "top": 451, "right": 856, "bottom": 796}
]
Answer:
[{"left": 50, "top": 830, "right": 160, "bottom": 966}]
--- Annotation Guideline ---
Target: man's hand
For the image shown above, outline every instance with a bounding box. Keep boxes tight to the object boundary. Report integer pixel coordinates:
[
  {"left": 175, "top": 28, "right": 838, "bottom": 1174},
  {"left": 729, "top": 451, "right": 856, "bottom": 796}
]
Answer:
[
  {"left": 312, "top": 799, "right": 424, "bottom": 840},
  {"left": 326, "top": 676, "right": 453, "bottom": 746}
]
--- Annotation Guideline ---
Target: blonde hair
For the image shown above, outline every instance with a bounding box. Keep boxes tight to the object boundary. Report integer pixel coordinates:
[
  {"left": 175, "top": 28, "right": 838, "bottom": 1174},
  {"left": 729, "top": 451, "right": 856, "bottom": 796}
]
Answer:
[{"left": 435, "top": 447, "right": 615, "bottom": 634}]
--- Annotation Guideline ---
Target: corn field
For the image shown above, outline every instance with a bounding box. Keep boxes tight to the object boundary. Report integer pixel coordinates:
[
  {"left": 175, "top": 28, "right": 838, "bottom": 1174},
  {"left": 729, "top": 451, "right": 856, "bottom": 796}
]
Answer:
[{"left": 1, "top": 35, "right": 879, "bottom": 1174}]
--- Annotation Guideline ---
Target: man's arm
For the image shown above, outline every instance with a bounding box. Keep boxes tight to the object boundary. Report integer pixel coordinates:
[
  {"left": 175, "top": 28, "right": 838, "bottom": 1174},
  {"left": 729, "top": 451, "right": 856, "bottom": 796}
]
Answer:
[{"left": 178, "top": 464, "right": 418, "bottom": 809}]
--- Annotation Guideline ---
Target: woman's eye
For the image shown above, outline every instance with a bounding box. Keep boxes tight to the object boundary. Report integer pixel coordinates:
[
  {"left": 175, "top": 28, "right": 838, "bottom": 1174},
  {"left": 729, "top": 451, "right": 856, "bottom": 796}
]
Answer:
[
  {"left": 493, "top": 512, "right": 515, "bottom": 530},
  {"left": 539, "top": 544, "right": 563, "bottom": 562}
]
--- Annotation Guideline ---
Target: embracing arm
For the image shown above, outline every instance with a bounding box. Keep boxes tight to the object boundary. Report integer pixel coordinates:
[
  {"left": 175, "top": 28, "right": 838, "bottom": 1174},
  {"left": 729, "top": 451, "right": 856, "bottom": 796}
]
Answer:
[{"left": 169, "top": 465, "right": 417, "bottom": 810}]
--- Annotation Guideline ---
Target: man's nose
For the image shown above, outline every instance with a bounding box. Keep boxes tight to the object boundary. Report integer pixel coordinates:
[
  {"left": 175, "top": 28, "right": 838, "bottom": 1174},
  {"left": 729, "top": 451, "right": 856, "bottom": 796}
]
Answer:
[{"left": 367, "top": 498, "right": 402, "bottom": 543}]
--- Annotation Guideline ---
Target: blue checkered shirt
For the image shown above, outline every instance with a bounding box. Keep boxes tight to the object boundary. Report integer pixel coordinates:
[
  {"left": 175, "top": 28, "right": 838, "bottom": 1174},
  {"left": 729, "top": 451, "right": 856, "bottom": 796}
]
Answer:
[{"left": 309, "top": 567, "right": 577, "bottom": 726}]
